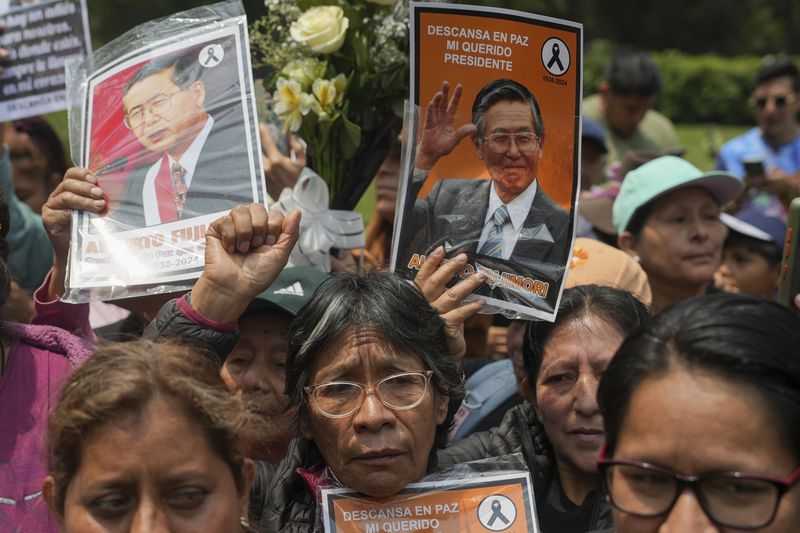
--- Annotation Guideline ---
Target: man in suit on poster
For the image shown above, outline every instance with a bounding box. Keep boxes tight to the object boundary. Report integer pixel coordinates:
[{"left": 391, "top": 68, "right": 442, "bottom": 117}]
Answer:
[
  {"left": 404, "top": 78, "right": 570, "bottom": 271},
  {"left": 111, "top": 52, "right": 255, "bottom": 227}
]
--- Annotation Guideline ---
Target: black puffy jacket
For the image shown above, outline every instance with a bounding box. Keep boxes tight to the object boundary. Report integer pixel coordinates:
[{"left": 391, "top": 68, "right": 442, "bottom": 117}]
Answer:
[
  {"left": 438, "top": 403, "right": 612, "bottom": 533},
  {"left": 249, "top": 438, "right": 321, "bottom": 532}
]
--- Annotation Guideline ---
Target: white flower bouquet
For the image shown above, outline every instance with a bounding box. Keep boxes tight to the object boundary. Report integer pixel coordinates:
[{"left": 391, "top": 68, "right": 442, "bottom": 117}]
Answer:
[{"left": 251, "top": 0, "right": 407, "bottom": 206}]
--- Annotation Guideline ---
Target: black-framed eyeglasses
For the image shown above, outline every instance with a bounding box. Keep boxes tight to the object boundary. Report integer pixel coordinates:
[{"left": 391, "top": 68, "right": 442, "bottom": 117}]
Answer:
[
  {"left": 598, "top": 458, "right": 800, "bottom": 530},
  {"left": 304, "top": 371, "right": 434, "bottom": 419},
  {"left": 748, "top": 93, "right": 797, "bottom": 110},
  {"left": 123, "top": 90, "right": 184, "bottom": 130},
  {"left": 480, "top": 132, "right": 539, "bottom": 154}
]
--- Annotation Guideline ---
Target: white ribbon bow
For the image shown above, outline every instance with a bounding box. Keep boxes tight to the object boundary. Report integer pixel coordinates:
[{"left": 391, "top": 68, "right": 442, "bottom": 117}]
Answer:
[{"left": 271, "top": 168, "right": 365, "bottom": 272}]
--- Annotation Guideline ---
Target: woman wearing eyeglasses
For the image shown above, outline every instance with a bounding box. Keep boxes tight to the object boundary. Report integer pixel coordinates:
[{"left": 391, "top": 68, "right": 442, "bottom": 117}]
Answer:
[
  {"left": 597, "top": 293, "right": 800, "bottom": 531},
  {"left": 144, "top": 203, "right": 484, "bottom": 531},
  {"left": 249, "top": 265, "right": 483, "bottom": 531}
]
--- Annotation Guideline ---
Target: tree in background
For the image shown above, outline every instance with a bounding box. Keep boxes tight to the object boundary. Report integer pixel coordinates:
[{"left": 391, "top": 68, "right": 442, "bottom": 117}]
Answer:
[
  {"left": 472, "top": 0, "right": 799, "bottom": 55},
  {"left": 86, "top": 0, "right": 266, "bottom": 48}
]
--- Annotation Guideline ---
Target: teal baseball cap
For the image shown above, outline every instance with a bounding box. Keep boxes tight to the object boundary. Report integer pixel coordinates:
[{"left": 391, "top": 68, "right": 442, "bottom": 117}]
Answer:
[
  {"left": 612, "top": 156, "right": 742, "bottom": 234},
  {"left": 245, "top": 266, "right": 329, "bottom": 317}
]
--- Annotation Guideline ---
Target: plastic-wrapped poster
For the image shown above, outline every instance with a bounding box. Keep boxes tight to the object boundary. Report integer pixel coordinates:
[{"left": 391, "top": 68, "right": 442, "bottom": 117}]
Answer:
[
  {"left": 392, "top": 2, "right": 582, "bottom": 321},
  {"left": 64, "top": 1, "right": 265, "bottom": 302}
]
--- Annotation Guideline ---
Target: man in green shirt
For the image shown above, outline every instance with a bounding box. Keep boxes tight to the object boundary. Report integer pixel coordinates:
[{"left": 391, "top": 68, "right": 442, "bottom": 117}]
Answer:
[{"left": 584, "top": 50, "right": 682, "bottom": 173}]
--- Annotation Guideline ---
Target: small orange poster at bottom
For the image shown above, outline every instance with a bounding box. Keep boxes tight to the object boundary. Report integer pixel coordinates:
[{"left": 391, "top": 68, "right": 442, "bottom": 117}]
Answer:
[{"left": 321, "top": 472, "right": 539, "bottom": 533}]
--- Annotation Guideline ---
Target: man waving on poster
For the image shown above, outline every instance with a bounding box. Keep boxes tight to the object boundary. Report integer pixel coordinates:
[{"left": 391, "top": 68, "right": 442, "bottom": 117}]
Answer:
[{"left": 409, "top": 79, "right": 569, "bottom": 266}]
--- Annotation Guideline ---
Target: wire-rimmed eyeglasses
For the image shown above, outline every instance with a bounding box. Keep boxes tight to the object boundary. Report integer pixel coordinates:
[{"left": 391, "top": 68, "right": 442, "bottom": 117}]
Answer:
[
  {"left": 480, "top": 132, "right": 539, "bottom": 154},
  {"left": 123, "top": 90, "right": 184, "bottom": 130},
  {"left": 304, "top": 371, "right": 434, "bottom": 419}
]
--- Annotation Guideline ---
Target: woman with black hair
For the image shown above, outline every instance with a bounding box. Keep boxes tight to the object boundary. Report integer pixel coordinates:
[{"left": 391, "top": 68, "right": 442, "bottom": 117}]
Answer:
[
  {"left": 439, "top": 284, "right": 650, "bottom": 533},
  {"left": 598, "top": 293, "right": 800, "bottom": 531}
]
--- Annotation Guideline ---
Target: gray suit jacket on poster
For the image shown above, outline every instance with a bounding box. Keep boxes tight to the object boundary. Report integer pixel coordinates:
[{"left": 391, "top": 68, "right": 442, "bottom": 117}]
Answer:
[
  {"left": 110, "top": 108, "right": 256, "bottom": 228},
  {"left": 396, "top": 176, "right": 571, "bottom": 313},
  {"left": 405, "top": 178, "right": 570, "bottom": 272}
]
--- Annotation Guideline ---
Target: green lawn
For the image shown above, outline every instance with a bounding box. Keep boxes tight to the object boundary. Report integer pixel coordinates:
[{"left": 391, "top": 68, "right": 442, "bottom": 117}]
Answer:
[{"left": 675, "top": 123, "right": 749, "bottom": 171}]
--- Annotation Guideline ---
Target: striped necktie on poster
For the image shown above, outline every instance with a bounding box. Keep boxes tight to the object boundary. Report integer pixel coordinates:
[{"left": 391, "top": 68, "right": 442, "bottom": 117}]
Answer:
[
  {"left": 478, "top": 205, "right": 510, "bottom": 258},
  {"left": 170, "top": 162, "right": 189, "bottom": 218}
]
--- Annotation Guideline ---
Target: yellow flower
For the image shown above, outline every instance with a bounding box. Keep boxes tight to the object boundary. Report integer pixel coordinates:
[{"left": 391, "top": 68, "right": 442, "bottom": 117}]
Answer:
[
  {"left": 313, "top": 78, "right": 337, "bottom": 111},
  {"left": 289, "top": 5, "right": 349, "bottom": 54},
  {"left": 331, "top": 73, "right": 347, "bottom": 105},
  {"left": 304, "top": 92, "right": 322, "bottom": 117},
  {"left": 274, "top": 78, "right": 312, "bottom": 132}
]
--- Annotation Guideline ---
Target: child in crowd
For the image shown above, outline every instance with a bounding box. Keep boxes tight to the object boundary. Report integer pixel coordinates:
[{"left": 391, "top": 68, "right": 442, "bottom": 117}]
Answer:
[{"left": 715, "top": 204, "right": 786, "bottom": 300}]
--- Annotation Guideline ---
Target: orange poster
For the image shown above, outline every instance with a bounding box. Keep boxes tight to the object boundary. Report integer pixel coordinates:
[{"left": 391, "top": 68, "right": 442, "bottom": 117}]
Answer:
[
  {"left": 321, "top": 472, "right": 539, "bottom": 533},
  {"left": 391, "top": 3, "right": 582, "bottom": 321}
]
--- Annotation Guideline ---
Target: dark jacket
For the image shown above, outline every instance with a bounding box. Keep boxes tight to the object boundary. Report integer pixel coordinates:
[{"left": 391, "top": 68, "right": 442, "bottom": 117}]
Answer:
[
  {"left": 250, "top": 438, "right": 322, "bottom": 532},
  {"left": 411, "top": 178, "right": 570, "bottom": 268},
  {"left": 438, "top": 403, "right": 612, "bottom": 533},
  {"left": 144, "top": 294, "right": 239, "bottom": 364}
]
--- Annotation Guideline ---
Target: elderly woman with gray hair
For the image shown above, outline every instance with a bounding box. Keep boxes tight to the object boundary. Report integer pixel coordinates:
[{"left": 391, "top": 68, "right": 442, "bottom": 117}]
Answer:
[{"left": 253, "top": 269, "right": 469, "bottom": 530}]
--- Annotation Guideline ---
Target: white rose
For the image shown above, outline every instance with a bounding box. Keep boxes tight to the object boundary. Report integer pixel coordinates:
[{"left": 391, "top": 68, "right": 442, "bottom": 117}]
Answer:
[
  {"left": 365, "top": 0, "right": 399, "bottom": 5},
  {"left": 290, "top": 6, "right": 349, "bottom": 54}
]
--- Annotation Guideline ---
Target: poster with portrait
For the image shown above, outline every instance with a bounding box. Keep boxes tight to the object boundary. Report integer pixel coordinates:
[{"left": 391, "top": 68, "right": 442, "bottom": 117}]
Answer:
[
  {"left": 0, "top": 0, "right": 91, "bottom": 120},
  {"left": 63, "top": 1, "right": 265, "bottom": 302},
  {"left": 391, "top": 2, "right": 582, "bottom": 321}
]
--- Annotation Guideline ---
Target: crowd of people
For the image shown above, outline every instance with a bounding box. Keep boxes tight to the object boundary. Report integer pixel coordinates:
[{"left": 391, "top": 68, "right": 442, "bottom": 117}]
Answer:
[{"left": 1, "top": 22, "right": 799, "bottom": 533}]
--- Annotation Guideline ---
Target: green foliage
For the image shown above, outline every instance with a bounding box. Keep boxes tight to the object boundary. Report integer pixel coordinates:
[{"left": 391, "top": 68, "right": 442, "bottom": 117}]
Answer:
[
  {"left": 86, "top": 0, "right": 266, "bottom": 49},
  {"left": 584, "top": 41, "right": 794, "bottom": 125},
  {"left": 655, "top": 52, "right": 763, "bottom": 125},
  {"left": 582, "top": 39, "right": 613, "bottom": 99},
  {"left": 471, "top": 0, "right": 800, "bottom": 55}
]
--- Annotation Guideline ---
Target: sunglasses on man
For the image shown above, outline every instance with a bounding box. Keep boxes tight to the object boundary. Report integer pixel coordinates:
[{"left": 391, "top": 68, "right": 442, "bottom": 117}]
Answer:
[{"left": 748, "top": 93, "right": 797, "bottom": 110}]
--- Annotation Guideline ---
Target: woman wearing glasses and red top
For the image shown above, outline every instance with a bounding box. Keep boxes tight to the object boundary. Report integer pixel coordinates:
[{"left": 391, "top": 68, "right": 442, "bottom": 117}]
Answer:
[{"left": 597, "top": 293, "right": 800, "bottom": 531}]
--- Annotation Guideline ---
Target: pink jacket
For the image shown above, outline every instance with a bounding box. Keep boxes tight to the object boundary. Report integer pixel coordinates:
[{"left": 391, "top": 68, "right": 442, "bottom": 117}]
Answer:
[{"left": 0, "top": 274, "right": 94, "bottom": 532}]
